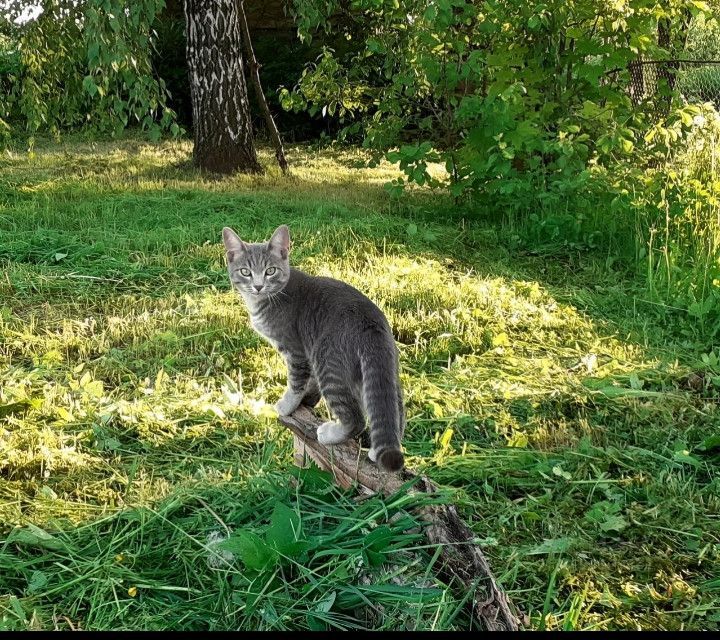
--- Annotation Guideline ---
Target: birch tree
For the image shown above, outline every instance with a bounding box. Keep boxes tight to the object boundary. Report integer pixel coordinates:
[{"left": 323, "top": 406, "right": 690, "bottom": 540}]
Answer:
[{"left": 183, "top": 0, "right": 261, "bottom": 174}]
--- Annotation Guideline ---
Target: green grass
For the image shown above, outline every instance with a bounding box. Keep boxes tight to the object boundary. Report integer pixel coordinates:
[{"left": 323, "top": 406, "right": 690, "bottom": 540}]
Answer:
[{"left": 1, "top": 135, "right": 719, "bottom": 631}]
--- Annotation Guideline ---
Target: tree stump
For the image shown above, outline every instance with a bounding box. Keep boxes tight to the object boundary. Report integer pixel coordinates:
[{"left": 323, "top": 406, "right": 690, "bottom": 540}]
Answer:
[{"left": 278, "top": 405, "right": 520, "bottom": 631}]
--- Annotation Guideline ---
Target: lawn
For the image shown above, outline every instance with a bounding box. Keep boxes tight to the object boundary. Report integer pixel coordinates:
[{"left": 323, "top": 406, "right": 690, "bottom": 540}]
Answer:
[{"left": 1, "top": 136, "right": 718, "bottom": 631}]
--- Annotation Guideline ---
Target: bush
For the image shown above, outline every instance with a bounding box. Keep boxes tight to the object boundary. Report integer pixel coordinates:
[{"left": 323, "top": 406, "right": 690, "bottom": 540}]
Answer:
[
  {"left": 284, "top": 0, "right": 712, "bottom": 200},
  {"left": 640, "top": 104, "right": 720, "bottom": 335},
  {"left": 0, "top": 0, "right": 175, "bottom": 143}
]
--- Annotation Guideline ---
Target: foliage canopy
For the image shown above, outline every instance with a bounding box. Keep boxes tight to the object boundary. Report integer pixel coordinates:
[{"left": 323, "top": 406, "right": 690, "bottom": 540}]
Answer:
[
  {"left": 283, "top": 0, "right": 712, "bottom": 197},
  {"left": 0, "top": 0, "right": 176, "bottom": 143}
]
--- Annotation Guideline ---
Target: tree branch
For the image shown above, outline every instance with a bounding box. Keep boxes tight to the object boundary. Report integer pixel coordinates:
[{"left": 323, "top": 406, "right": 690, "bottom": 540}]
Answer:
[
  {"left": 278, "top": 405, "right": 520, "bottom": 631},
  {"left": 237, "top": 0, "right": 289, "bottom": 174}
]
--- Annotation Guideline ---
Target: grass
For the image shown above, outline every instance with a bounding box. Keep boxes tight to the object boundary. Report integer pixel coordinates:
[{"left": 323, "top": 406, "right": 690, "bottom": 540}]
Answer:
[{"left": 1, "top": 135, "right": 719, "bottom": 631}]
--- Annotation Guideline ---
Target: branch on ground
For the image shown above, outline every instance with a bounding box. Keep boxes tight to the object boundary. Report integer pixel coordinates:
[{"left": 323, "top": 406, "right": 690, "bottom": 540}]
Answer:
[{"left": 278, "top": 405, "right": 520, "bottom": 632}]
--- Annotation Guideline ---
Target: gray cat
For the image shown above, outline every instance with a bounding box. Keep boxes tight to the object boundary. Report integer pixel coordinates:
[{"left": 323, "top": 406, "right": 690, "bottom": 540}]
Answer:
[{"left": 222, "top": 224, "right": 405, "bottom": 472}]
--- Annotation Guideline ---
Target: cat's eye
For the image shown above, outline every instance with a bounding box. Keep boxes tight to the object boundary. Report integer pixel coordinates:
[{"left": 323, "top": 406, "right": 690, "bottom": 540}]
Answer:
[
  {"left": 265, "top": 267, "right": 277, "bottom": 276},
  {"left": 239, "top": 268, "right": 251, "bottom": 277}
]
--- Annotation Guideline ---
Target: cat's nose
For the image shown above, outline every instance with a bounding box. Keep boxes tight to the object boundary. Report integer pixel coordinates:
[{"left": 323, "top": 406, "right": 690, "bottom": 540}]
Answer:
[{"left": 253, "top": 284, "right": 264, "bottom": 292}]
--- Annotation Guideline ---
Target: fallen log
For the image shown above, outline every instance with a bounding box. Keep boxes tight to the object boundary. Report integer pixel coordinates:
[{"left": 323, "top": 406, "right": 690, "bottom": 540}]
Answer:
[{"left": 278, "top": 405, "right": 520, "bottom": 631}]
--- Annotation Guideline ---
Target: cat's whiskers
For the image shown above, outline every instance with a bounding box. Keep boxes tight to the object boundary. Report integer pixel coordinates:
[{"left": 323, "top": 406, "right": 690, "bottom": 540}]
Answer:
[{"left": 270, "top": 290, "right": 289, "bottom": 307}]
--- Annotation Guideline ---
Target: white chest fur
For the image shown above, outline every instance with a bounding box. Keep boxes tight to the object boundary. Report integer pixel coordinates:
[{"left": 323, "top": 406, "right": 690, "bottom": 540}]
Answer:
[{"left": 250, "top": 314, "right": 280, "bottom": 350}]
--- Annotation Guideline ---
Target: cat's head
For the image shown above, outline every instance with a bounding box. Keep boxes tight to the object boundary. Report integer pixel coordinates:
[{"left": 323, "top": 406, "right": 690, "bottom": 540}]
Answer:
[{"left": 222, "top": 225, "right": 291, "bottom": 298}]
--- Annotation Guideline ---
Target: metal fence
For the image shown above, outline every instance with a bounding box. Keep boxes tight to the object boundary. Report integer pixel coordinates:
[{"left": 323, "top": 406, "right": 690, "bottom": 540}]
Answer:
[{"left": 625, "top": 59, "right": 720, "bottom": 106}]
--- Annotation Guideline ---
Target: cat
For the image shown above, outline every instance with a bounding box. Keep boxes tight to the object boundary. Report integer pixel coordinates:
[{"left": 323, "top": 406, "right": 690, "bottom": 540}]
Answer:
[{"left": 222, "top": 224, "right": 405, "bottom": 472}]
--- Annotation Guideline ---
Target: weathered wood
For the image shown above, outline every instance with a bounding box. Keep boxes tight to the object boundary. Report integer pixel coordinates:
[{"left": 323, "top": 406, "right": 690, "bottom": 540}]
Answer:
[
  {"left": 279, "top": 405, "right": 520, "bottom": 631},
  {"left": 238, "top": 0, "right": 289, "bottom": 174}
]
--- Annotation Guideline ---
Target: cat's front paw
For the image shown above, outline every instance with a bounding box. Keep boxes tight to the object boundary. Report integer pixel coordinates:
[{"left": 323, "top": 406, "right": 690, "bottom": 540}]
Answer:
[{"left": 275, "top": 392, "right": 302, "bottom": 416}]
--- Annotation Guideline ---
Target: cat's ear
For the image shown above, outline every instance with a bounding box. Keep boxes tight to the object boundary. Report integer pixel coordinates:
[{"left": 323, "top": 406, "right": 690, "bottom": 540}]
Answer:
[
  {"left": 222, "top": 227, "right": 247, "bottom": 263},
  {"left": 268, "top": 225, "right": 290, "bottom": 260}
]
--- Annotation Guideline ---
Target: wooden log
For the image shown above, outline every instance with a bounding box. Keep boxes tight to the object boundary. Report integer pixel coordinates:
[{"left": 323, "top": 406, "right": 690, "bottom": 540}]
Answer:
[{"left": 279, "top": 405, "right": 520, "bottom": 631}]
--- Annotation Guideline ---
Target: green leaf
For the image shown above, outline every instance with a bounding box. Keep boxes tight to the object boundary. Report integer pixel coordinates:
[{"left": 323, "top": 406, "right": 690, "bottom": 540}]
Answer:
[
  {"left": 148, "top": 125, "right": 162, "bottom": 143},
  {"left": 672, "top": 449, "right": 702, "bottom": 468},
  {"left": 599, "top": 514, "right": 629, "bottom": 533},
  {"left": 366, "top": 38, "right": 385, "bottom": 54},
  {"left": 364, "top": 549, "right": 387, "bottom": 566},
  {"left": 218, "top": 531, "right": 276, "bottom": 570},
  {"left": 305, "top": 591, "right": 339, "bottom": 629},
  {"left": 8, "top": 524, "right": 66, "bottom": 551},
  {"left": 315, "top": 591, "right": 336, "bottom": 613},
  {"left": 628, "top": 373, "right": 644, "bottom": 390},
  {"left": 265, "top": 503, "right": 306, "bottom": 558},
  {"left": 364, "top": 525, "right": 393, "bottom": 554},
  {"left": 288, "top": 464, "right": 335, "bottom": 496},
  {"left": 585, "top": 501, "right": 628, "bottom": 534},
  {"left": 552, "top": 465, "right": 572, "bottom": 480},
  {"left": 82, "top": 75, "right": 98, "bottom": 97},
  {"left": 527, "top": 537, "right": 574, "bottom": 555},
  {"left": 88, "top": 42, "right": 100, "bottom": 63},
  {"left": 306, "top": 614, "right": 327, "bottom": 631},
  {"left": 27, "top": 571, "right": 48, "bottom": 594}
]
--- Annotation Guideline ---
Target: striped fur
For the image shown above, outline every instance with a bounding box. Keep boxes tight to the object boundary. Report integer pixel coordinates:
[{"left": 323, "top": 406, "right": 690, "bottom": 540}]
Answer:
[{"left": 222, "top": 225, "right": 405, "bottom": 472}]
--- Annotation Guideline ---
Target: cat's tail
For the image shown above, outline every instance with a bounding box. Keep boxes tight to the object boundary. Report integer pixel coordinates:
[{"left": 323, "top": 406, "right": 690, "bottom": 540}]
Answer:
[{"left": 360, "top": 337, "right": 405, "bottom": 473}]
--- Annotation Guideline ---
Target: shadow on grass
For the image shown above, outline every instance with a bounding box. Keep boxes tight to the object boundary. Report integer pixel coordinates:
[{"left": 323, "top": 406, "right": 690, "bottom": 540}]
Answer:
[{"left": 0, "top": 439, "right": 474, "bottom": 631}]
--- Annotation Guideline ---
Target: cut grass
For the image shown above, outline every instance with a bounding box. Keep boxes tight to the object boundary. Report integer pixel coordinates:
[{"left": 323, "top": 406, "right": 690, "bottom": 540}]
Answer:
[{"left": 1, "top": 135, "right": 719, "bottom": 630}]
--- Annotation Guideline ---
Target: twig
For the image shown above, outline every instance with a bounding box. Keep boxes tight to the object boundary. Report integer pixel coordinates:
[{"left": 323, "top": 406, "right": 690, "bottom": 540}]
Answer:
[{"left": 237, "top": 0, "right": 289, "bottom": 174}]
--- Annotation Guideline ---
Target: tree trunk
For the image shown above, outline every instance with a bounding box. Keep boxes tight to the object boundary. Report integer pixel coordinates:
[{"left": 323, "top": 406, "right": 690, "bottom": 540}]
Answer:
[
  {"left": 656, "top": 17, "right": 678, "bottom": 115},
  {"left": 657, "top": 17, "right": 680, "bottom": 90},
  {"left": 183, "top": 0, "right": 261, "bottom": 174}
]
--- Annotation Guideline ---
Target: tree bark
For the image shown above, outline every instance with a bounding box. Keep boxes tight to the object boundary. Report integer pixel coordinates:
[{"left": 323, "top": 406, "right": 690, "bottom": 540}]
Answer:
[
  {"left": 237, "top": 0, "right": 289, "bottom": 174},
  {"left": 280, "top": 405, "right": 520, "bottom": 631},
  {"left": 656, "top": 17, "right": 679, "bottom": 116},
  {"left": 183, "top": 0, "right": 261, "bottom": 174}
]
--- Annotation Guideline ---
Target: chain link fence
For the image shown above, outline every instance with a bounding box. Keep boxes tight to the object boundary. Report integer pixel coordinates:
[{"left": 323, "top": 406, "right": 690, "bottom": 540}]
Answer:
[{"left": 626, "top": 59, "right": 720, "bottom": 106}]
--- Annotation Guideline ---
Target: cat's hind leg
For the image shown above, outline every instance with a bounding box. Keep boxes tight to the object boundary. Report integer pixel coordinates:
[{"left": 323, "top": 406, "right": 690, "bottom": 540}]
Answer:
[
  {"left": 317, "top": 395, "right": 365, "bottom": 445},
  {"left": 301, "top": 376, "right": 322, "bottom": 408},
  {"left": 316, "top": 373, "right": 365, "bottom": 446},
  {"left": 317, "top": 420, "right": 355, "bottom": 445}
]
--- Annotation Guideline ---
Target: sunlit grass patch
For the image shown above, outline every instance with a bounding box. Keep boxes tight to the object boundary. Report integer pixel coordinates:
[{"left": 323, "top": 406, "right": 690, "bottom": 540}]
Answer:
[{"left": 1, "top": 136, "right": 719, "bottom": 630}]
